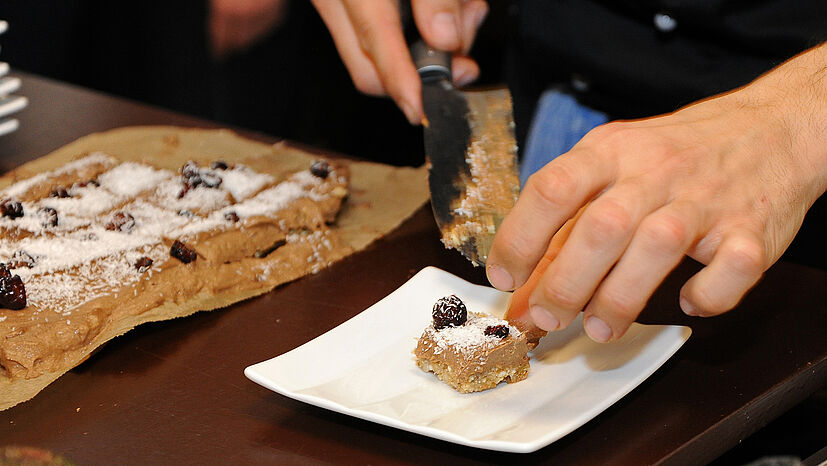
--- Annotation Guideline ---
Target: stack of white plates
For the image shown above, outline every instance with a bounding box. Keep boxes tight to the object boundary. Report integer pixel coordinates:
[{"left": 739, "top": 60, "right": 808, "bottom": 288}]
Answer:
[{"left": 0, "top": 20, "right": 28, "bottom": 137}]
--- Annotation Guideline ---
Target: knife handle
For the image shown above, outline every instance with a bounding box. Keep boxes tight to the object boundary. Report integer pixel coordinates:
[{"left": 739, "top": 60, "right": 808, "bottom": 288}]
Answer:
[{"left": 411, "top": 41, "right": 451, "bottom": 83}]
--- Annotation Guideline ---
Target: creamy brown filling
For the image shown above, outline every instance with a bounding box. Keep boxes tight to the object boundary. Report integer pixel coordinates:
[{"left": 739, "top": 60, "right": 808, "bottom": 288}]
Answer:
[{"left": 0, "top": 155, "right": 348, "bottom": 379}]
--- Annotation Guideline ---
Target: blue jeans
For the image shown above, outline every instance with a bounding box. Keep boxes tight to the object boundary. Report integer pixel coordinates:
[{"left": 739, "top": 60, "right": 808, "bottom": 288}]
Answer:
[{"left": 520, "top": 90, "right": 609, "bottom": 185}]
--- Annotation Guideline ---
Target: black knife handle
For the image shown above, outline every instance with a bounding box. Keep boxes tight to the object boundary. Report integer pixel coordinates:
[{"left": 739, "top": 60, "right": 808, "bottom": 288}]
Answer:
[{"left": 411, "top": 41, "right": 451, "bottom": 83}]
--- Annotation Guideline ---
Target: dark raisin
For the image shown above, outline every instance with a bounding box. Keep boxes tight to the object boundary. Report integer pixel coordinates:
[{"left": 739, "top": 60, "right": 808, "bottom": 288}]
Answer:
[
  {"left": 8, "top": 250, "right": 35, "bottom": 269},
  {"left": 105, "top": 211, "right": 136, "bottom": 232},
  {"left": 0, "top": 199, "right": 24, "bottom": 219},
  {"left": 0, "top": 274, "right": 27, "bottom": 310},
  {"left": 75, "top": 179, "right": 100, "bottom": 188},
  {"left": 211, "top": 160, "right": 229, "bottom": 170},
  {"left": 171, "top": 240, "right": 197, "bottom": 263},
  {"left": 224, "top": 211, "right": 239, "bottom": 222},
  {"left": 484, "top": 325, "right": 510, "bottom": 339},
  {"left": 177, "top": 209, "right": 194, "bottom": 217},
  {"left": 38, "top": 207, "right": 59, "bottom": 227},
  {"left": 432, "top": 294, "right": 468, "bottom": 329},
  {"left": 310, "top": 160, "right": 331, "bottom": 178},
  {"left": 135, "top": 256, "right": 153, "bottom": 273},
  {"left": 50, "top": 187, "right": 71, "bottom": 198},
  {"left": 181, "top": 161, "right": 200, "bottom": 180},
  {"left": 199, "top": 171, "right": 222, "bottom": 188},
  {"left": 0, "top": 264, "right": 10, "bottom": 279}
]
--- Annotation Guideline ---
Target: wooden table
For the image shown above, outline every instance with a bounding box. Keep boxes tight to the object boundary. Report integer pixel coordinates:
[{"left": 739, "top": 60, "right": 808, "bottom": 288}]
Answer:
[{"left": 1, "top": 72, "right": 825, "bottom": 465}]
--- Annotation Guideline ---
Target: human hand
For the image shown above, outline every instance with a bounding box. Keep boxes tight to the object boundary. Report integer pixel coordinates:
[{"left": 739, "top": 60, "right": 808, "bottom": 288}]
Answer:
[
  {"left": 492, "top": 44, "right": 827, "bottom": 343},
  {"left": 209, "top": 0, "right": 289, "bottom": 60},
  {"left": 311, "top": 0, "right": 489, "bottom": 124}
]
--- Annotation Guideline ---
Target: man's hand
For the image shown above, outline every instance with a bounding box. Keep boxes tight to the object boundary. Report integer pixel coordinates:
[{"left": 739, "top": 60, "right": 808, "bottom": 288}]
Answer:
[
  {"left": 492, "top": 44, "right": 827, "bottom": 343},
  {"left": 311, "top": 0, "right": 488, "bottom": 124}
]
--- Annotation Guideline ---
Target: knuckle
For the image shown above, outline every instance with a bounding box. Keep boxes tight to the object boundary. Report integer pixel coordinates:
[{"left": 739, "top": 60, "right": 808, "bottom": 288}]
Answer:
[
  {"left": 639, "top": 213, "right": 690, "bottom": 254},
  {"left": 581, "top": 199, "right": 634, "bottom": 246},
  {"left": 540, "top": 280, "right": 582, "bottom": 311},
  {"left": 595, "top": 289, "right": 641, "bottom": 321},
  {"left": 723, "top": 238, "right": 766, "bottom": 277},
  {"left": 525, "top": 165, "right": 580, "bottom": 210}
]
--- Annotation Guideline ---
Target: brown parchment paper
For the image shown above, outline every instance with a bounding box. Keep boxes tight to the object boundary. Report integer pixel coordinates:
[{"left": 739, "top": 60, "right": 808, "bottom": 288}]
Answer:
[{"left": 0, "top": 126, "right": 428, "bottom": 410}]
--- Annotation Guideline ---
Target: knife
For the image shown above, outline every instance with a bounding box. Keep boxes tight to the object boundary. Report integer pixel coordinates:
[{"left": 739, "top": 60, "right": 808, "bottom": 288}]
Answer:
[{"left": 412, "top": 42, "right": 520, "bottom": 266}]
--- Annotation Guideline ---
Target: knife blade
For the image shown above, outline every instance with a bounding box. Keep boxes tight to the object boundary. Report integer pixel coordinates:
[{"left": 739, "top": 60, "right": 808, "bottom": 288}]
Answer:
[{"left": 412, "top": 42, "right": 520, "bottom": 266}]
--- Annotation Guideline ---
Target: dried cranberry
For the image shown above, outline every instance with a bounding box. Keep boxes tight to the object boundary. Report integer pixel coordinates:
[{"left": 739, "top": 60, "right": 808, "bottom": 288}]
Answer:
[
  {"left": 135, "top": 256, "right": 153, "bottom": 273},
  {"left": 0, "top": 274, "right": 27, "bottom": 310},
  {"left": 76, "top": 179, "right": 100, "bottom": 188},
  {"left": 8, "top": 250, "right": 35, "bottom": 269},
  {"left": 38, "top": 207, "right": 59, "bottom": 227},
  {"left": 171, "top": 240, "right": 197, "bottom": 263},
  {"left": 224, "top": 211, "right": 239, "bottom": 222},
  {"left": 211, "top": 160, "right": 229, "bottom": 170},
  {"left": 50, "top": 187, "right": 71, "bottom": 198},
  {"left": 177, "top": 184, "right": 191, "bottom": 199},
  {"left": 0, "top": 199, "right": 24, "bottom": 219},
  {"left": 310, "top": 160, "right": 331, "bottom": 179},
  {"left": 199, "top": 171, "right": 222, "bottom": 188},
  {"left": 0, "top": 264, "right": 10, "bottom": 279},
  {"left": 181, "top": 161, "right": 200, "bottom": 180},
  {"left": 432, "top": 295, "right": 468, "bottom": 329},
  {"left": 105, "top": 211, "right": 136, "bottom": 232},
  {"left": 484, "top": 325, "right": 510, "bottom": 339}
]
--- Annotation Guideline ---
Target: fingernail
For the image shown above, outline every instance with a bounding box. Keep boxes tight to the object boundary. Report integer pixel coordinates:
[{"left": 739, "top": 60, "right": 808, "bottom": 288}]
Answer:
[
  {"left": 486, "top": 264, "right": 514, "bottom": 290},
  {"left": 454, "top": 68, "right": 475, "bottom": 87},
  {"left": 399, "top": 101, "right": 419, "bottom": 125},
  {"left": 584, "top": 316, "right": 612, "bottom": 343},
  {"left": 431, "top": 12, "right": 460, "bottom": 49},
  {"left": 680, "top": 296, "right": 697, "bottom": 316},
  {"left": 529, "top": 305, "right": 560, "bottom": 331}
]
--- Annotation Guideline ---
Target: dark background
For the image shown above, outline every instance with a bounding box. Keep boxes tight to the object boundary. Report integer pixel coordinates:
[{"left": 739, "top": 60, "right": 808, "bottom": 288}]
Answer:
[{"left": 0, "top": 2, "right": 824, "bottom": 463}]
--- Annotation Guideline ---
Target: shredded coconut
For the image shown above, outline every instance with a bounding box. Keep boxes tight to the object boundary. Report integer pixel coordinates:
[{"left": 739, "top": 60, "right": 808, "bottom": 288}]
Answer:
[{"left": 428, "top": 314, "right": 518, "bottom": 353}]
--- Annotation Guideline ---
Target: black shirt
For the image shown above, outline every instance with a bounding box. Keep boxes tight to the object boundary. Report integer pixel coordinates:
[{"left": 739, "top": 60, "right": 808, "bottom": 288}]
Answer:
[{"left": 508, "top": 0, "right": 827, "bottom": 140}]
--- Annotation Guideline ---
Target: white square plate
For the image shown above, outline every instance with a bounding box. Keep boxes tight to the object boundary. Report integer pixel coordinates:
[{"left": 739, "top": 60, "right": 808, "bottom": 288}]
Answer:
[{"left": 245, "top": 267, "right": 691, "bottom": 453}]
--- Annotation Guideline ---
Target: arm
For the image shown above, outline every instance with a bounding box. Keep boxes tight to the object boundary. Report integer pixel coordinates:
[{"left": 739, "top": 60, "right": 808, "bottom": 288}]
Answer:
[
  {"left": 494, "top": 43, "right": 827, "bottom": 342},
  {"left": 310, "top": 0, "right": 488, "bottom": 124}
]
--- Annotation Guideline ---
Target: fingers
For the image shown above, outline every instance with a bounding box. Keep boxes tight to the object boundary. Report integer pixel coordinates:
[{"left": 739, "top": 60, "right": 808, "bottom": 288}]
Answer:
[
  {"left": 313, "top": 0, "right": 423, "bottom": 123},
  {"left": 680, "top": 228, "right": 766, "bottom": 317},
  {"left": 527, "top": 180, "right": 667, "bottom": 333},
  {"left": 411, "top": 0, "right": 463, "bottom": 51},
  {"left": 582, "top": 202, "right": 700, "bottom": 341},
  {"left": 458, "top": 1, "right": 488, "bottom": 55},
  {"left": 487, "top": 147, "right": 616, "bottom": 292},
  {"left": 452, "top": 56, "right": 479, "bottom": 87}
]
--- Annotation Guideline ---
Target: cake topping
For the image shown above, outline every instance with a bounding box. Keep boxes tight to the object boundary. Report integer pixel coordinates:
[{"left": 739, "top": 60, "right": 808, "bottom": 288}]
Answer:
[
  {"left": 134, "top": 256, "right": 153, "bottom": 273},
  {"left": 0, "top": 269, "right": 27, "bottom": 310},
  {"left": 170, "top": 240, "right": 197, "bottom": 263},
  {"left": 224, "top": 211, "right": 239, "bottom": 223},
  {"left": 1, "top": 199, "right": 24, "bottom": 219},
  {"left": 432, "top": 294, "right": 468, "bottom": 329},
  {"left": 37, "top": 207, "right": 59, "bottom": 227},
  {"left": 105, "top": 211, "right": 136, "bottom": 232},
  {"left": 211, "top": 160, "right": 229, "bottom": 170},
  {"left": 8, "top": 250, "right": 36, "bottom": 269},
  {"left": 310, "top": 160, "right": 331, "bottom": 179},
  {"left": 484, "top": 324, "right": 510, "bottom": 339},
  {"left": 50, "top": 187, "right": 71, "bottom": 198}
]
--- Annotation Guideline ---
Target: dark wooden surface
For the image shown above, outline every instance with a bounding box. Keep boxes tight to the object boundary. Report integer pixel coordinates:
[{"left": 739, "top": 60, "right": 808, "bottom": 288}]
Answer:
[{"left": 0, "top": 72, "right": 825, "bottom": 465}]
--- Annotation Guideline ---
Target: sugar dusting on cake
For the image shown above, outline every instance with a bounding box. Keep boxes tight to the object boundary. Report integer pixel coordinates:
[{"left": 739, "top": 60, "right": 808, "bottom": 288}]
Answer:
[
  {"left": 426, "top": 313, "right": 519, "bottom": 353},
  {"left": 0, "top": 155, "right": 341, "bottom": 316}
]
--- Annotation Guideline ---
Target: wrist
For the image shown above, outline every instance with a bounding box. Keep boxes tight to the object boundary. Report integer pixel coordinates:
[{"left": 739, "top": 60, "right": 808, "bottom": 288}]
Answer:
[{"left": 745, "top": 43, "right": 827, "bottom": 201}]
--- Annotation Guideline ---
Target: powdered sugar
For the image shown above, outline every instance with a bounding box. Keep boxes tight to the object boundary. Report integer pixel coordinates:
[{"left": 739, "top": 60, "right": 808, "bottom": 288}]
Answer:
[
  {"left": 219, "top": 165, "right": 274, "bottom": 201},
  {"left": 1, "top": 152, "right": 115, "bottom": 199},
  {"left": 98, "top": 162, "right": 172, "bottom": 197},
  {"left": 428, "top": 313, "right": 519, "bottom": 353}
]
